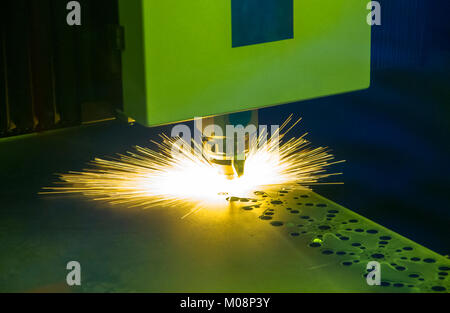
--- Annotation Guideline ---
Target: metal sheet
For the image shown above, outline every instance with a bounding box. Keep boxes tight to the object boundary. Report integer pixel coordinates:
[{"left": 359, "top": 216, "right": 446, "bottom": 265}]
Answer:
[{"left": 1, "top": 185, "right": 448, "bottom": 292}]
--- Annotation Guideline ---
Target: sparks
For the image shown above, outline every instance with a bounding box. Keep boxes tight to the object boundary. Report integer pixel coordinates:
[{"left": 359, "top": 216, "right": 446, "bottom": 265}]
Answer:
[{"left": 41, "top": 116, "right": 344, "bottom": 212}]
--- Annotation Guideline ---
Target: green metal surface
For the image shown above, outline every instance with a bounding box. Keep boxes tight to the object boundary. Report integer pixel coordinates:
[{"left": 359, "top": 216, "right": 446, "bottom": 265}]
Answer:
[
  {"left": 1, "top": 185, "right": 448, "bottom": 293},
  {"left": 118, "top": 0, "right": 371, "bottom": 126}
]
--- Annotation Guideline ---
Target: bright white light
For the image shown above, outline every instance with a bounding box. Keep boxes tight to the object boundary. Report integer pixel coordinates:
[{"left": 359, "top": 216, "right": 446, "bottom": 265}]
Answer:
[{"left": 42, "top": 116, "right": 343, "bottom": 212}]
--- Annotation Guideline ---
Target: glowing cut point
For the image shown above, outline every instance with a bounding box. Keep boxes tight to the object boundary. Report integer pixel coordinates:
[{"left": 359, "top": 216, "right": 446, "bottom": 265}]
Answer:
[{"left": 41, "top": 116, "right": 344, "bottom": 213}]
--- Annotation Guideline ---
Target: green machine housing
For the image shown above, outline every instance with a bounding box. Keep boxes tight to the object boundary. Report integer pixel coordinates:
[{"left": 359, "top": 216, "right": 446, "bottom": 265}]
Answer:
[{"left": 118, "top": 0, "right": 371, "bottom": 127}]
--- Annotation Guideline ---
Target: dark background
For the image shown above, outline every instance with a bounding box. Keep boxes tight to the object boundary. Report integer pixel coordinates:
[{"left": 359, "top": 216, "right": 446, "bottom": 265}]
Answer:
[
  {"left": 0, "top": 0, "right": 449, "bottom": 254},
  {"left": 261, "top": 0, "right": 450, "bottom": 254},
  {"left": 0, "top": 0, "right": 122, "bottom": 135}
]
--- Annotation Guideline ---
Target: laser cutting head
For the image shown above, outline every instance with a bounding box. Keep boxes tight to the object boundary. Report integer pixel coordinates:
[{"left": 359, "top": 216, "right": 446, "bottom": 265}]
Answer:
[
  {"left": 118, "top": 1, "right": 370, "bottom": 178},
  {"left": 199, "top": 111, "right": 258, "bottom": 178},
  {"left": 118, "top": 0, "right": 371, "bottom": 127}
]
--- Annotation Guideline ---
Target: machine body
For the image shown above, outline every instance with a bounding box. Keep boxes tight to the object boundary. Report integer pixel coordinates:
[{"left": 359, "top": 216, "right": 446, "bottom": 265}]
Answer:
[{"left": 118, "top": 0, "right": 371, "bottom": 127}]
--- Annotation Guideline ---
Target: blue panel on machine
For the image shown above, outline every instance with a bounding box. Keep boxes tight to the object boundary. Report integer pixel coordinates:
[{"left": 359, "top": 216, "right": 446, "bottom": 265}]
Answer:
[{"left": 231, "top": 0, "right": 294, "bottom": 48}]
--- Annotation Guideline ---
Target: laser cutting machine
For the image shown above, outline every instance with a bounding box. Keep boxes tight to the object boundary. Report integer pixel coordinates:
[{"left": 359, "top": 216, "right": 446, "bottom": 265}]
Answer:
[
  {"left": 118, "top": 0, "right": 371, "bottom": 177},
  {"left": 2, "top": 0, "right": 449, "bottom": 294}
]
